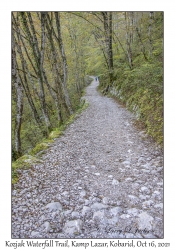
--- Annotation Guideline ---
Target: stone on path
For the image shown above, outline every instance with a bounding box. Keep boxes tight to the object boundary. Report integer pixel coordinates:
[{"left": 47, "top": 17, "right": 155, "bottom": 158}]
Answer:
[
  {"left": 142, "top": 200, "right": 154, "bottom": 208},
  {"left": 128, "top": 195, "right": 139, "bottom": 201},
  {"left": 112, "top": 179, "right": 119, "bottom": 185},
  {"left": 120, "top": 214, "right": 131, "bottom": 219},
  {"left": 31, "top": 231, "right": 40, "bottom": 237},
  {"left": 127, "top": 208, "right": 138, "bottom": 216},
  {"left": 107, "top": 216, "right": 119, "bottom": 225},
  {"left": 140, "top": 187, "right": 150, "bottom": 194},
  {"left": 93, "top": 210, "right": 105, "bottom": 220},
  {"left": 64, "top": 209, "right": 72, "bottom": 216},
  {"left": 94, "top": 173, "right": 100, "bottom": 176},
  {"left": 91, "top": 202, "right": 108, "bottom": 211},
  {"left": 137, "top": 212, "right": 154, "bottom": 230},
  {"left": 108, "top": 175, "right": 113, "bottom": 178},
  {"left": 63, "top": 219, "right": 83, "bottom": 235},
  {"left": 102, "top": 197, "right": 109, "bottom": 205},
  {"left": 154, "top": 203, "right": 163, "bottom": 209},
  {"left": 43, "top": 221, "right": 51, "bottom": 233},
  {"left": 110, "top": 207, "right": 122, "bottom": 216},
  {"left": 91, "top": 165, "right": 96, "bottom": 168},
  {"left": 80, "top": 190, "right": 86, "bottom": 197},
  {"left": 71, "top": 211, "right": 79, "bottom": 219},
  {"left": 122, "top": 161, "right": 130, "bottom": 165},
  {"left": 45, "top": 202, "right": 62, "bottom": 212},
  {"left": 125, "top": 178, "right": 132, "bottom": 182},
  {"left": 82, "top": 206, "right": 91, "bottom": 216}
]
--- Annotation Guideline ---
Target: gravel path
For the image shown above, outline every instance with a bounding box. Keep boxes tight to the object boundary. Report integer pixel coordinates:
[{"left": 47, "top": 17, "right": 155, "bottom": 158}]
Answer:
[{"left": 12, "top": 77, "right": 163, "bottom": 239}]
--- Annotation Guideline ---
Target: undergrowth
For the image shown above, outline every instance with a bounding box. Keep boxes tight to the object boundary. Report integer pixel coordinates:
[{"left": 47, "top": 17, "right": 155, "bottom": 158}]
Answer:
[
  {"left": 12, "top": 99, "right": 89, "bottom": 185},
  {"left": 99, "top": 59, "right": 163, "bottom": 146}
]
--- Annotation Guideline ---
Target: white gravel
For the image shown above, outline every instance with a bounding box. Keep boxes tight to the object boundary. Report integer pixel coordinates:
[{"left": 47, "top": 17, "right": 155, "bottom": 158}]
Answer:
[{"left": 12, "top": 77, "right": 163, "bottom": 238}]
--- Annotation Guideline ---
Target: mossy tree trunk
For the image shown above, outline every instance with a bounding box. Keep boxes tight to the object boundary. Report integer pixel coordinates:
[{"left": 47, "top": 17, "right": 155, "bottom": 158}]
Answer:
[
  {"left": 12, "top": 15, "right": 42, "bottom": 127},
  {"left": 55, "top": 12, "right": 73, "bottom": 115},
  {"left": 124, "top": 12, "right": 133, "bottom": 70},
  {"left": 12, "top": 33, "right": 23, "bottom": 157},
  {"left": 101, "top": 12, "right": 114, "bottom": 86},
  {"left": 20, "top": 12, "right": 52, "bottom": 135},
  {"left": 148, "top": 12, "right": 154, "bottom": 57}
]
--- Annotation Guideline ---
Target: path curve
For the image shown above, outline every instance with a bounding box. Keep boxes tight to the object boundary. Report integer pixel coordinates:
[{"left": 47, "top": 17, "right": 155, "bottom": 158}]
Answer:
[{"left": 12, "top": 77, "right": 163, "bottom": 238}]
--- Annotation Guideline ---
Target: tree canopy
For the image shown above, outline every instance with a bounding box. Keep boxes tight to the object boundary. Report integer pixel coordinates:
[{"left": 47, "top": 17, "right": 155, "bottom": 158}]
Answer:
[{"left": 12, "top": 11, "right": 163, "bottom": 160}]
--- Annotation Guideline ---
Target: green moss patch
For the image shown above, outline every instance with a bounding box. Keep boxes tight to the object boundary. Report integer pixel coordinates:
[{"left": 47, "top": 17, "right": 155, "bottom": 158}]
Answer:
[
  {"left": 12, "top": 155, "right": 43, "bottom": 184},
  {"left": 49, "top": 130, "right": 63, "bottom": 139},
  {"left": 29, "top": 142, "right": 49, "bottom": 156}
]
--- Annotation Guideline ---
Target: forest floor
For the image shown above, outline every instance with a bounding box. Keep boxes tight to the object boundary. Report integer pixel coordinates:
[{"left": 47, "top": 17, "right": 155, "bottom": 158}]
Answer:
[{"left": 12, "top": 77, "right": 163, "bottom": 239}]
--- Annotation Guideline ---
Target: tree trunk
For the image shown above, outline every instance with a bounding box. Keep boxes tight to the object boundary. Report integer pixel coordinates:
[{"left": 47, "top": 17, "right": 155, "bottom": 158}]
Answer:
[
  {"left": 136, "top": 27, "right": 148, "bottom": 60},
  {"left": 93, "top": 31, "right": 109, "bottom": 69},
  {"left": 102, "top": 12, "right": 114, "bottom": 85},
  {"left": 20, "top": 12, "right": 51, "bottom": 134},
  {"left": 45, "top": 16, "right": 70, "bottom": 120},
  {"left": 124, "top": 12, "right": 133, "bottom": 70},
  {"left": 12, "top": 19, "right": 42, "bottom": 126},
  {"left": 130, "top": 12, "right": 134, "bottom": 44},
  {"left": 148, "top": 11, "right": 154, "bottom": 57},
  {"left": 54, "top": 12, "right": 73, "bottom": 114},
  {"left": 16, "top": 51, "right": 41, "bottom": 126},
  {"left": 39, "top": 12, "right": 52, "bottom": 132},
  {"left": 12, "top": 34, "right": 23, "bottom": 157},
  {"left": 42, "top": 69, "right": 64, "bottom": 123},
  {"left": 108, "top": 12, "right": 114, "bottom": 83}
]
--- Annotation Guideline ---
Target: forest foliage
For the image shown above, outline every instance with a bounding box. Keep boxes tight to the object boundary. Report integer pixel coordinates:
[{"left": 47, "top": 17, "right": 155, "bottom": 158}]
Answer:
[
  {"left": 12, "top": 12, "right": 92, "bottom": 161},
  {"left": 12, "top": 11, "right": 163, "bottom": 164}
]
